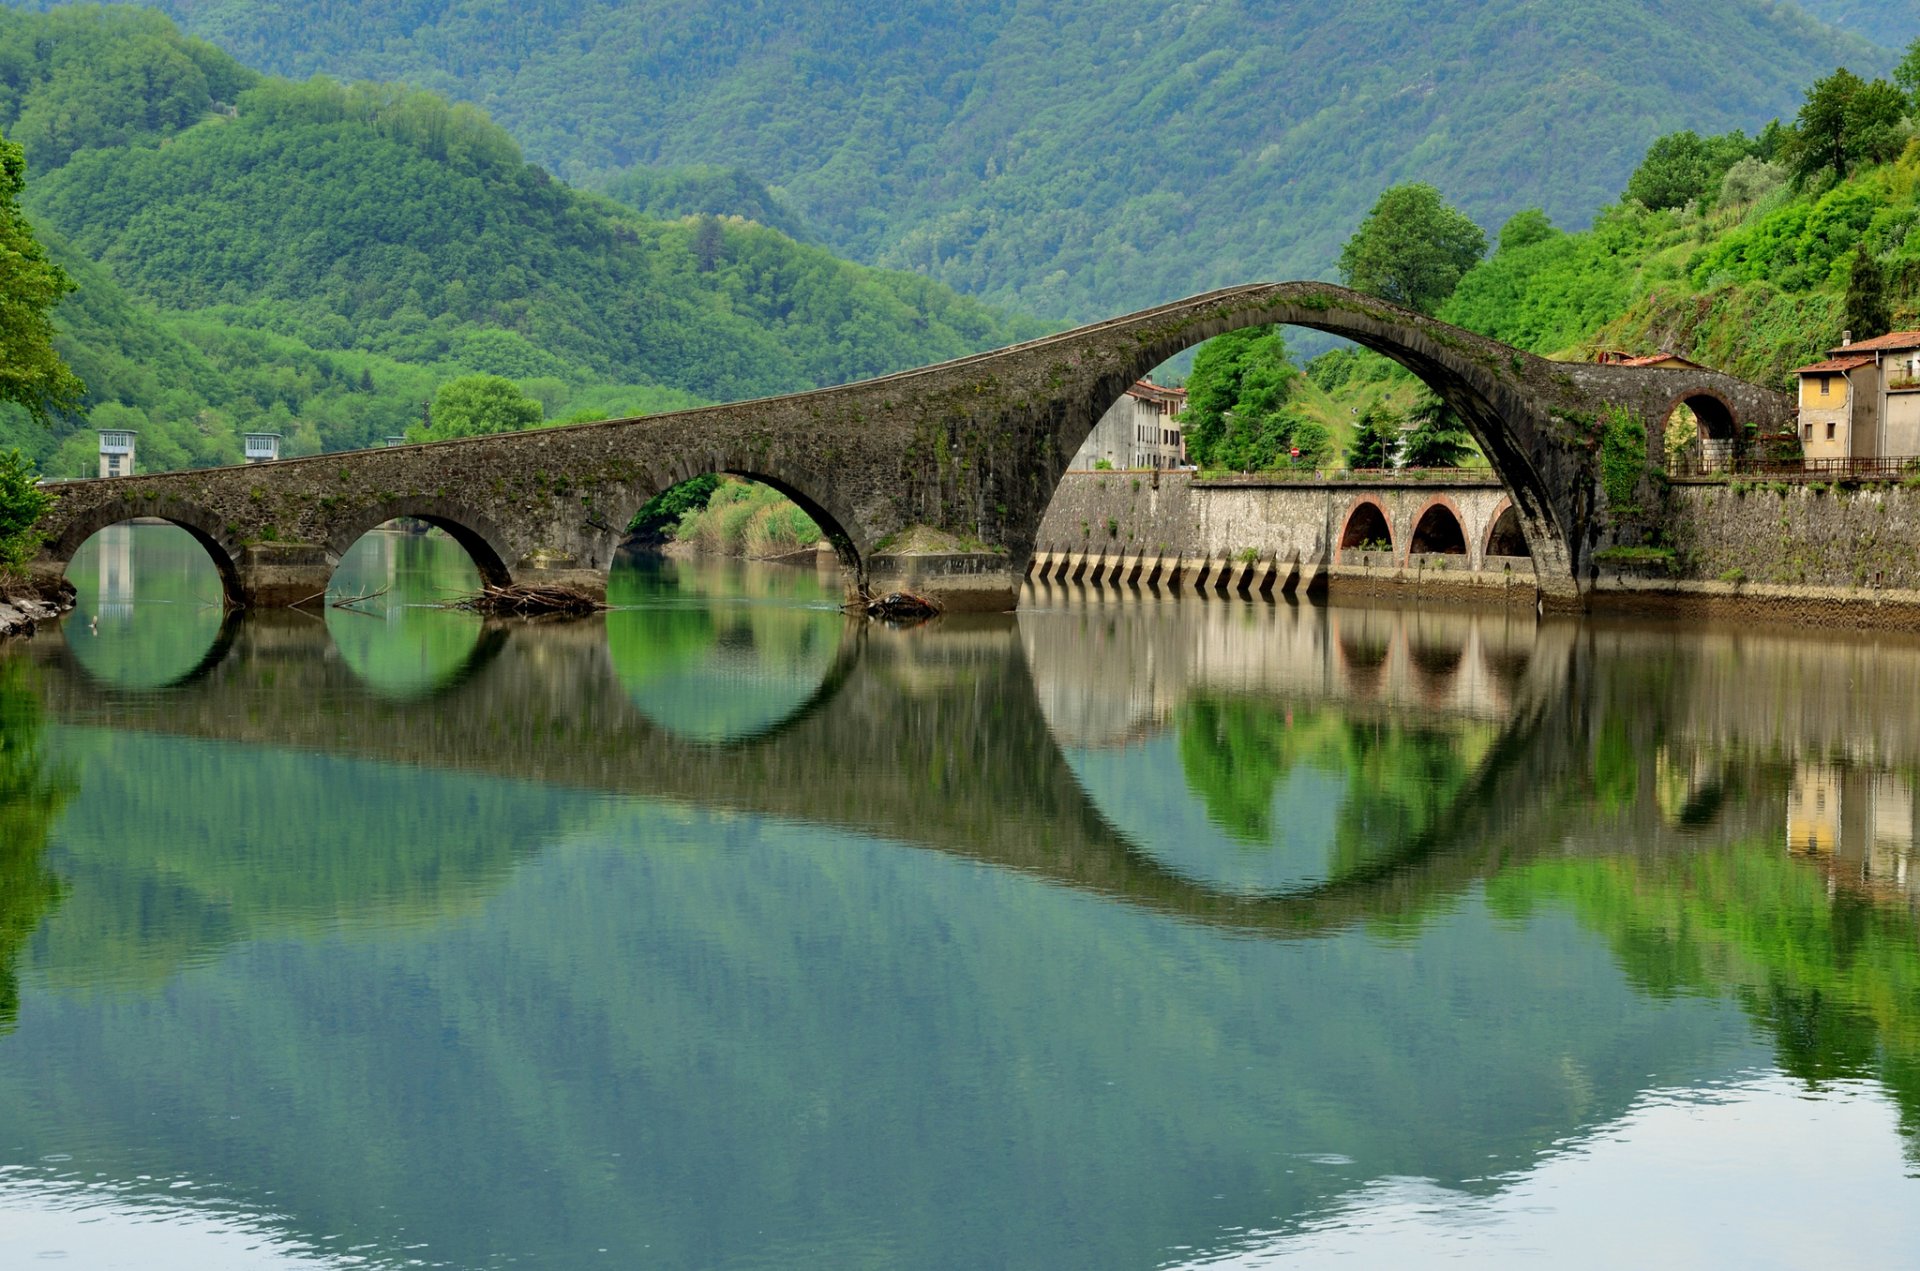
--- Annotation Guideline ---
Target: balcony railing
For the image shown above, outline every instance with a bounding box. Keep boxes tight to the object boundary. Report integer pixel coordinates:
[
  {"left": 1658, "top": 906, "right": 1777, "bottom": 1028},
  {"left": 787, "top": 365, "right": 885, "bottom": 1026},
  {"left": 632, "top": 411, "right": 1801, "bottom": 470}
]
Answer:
[{"left": 1670, "top": 455, "right": 1920, "bottom": 481}]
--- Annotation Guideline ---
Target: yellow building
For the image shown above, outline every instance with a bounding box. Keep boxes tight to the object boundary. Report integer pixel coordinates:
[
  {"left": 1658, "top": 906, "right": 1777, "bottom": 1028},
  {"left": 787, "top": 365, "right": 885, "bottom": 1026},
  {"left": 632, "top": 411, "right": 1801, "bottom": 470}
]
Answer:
[{"left": 1794, "top": 331, "right": 1920, "bottom": 461}]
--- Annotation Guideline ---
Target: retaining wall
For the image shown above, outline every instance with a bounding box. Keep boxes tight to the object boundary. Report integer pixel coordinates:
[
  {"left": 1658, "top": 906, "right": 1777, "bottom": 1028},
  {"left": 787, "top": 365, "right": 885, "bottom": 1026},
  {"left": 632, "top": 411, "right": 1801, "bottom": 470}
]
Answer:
[{"left": 1035, "top": 470, "right": 1920, "bottom": 625}]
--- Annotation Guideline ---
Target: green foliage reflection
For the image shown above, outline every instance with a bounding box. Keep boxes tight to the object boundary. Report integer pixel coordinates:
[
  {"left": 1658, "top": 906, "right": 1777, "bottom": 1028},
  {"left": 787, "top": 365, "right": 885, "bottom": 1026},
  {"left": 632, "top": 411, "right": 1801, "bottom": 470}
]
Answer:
[
  {"left": 0, "top": 659, "right": 72, "bottom": 1031},
  {"left": 67, "top": 523, "right": 228, "bottom": 690},
  {"left": 326, "top": 528, "right": 484, "bottom": 699},
  {"left": 1490, "top": 836, "right": 1920, "bottom": 1158},
  {"left": 606, "top": 554, "right": 846, "bottom": 743}
]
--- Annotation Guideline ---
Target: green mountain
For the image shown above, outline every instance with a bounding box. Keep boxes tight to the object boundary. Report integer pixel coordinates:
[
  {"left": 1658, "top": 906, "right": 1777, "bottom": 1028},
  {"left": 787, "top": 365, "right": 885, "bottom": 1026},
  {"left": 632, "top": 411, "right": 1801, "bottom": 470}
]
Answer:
[
  {"left": 0, "top": 7, "right": 1038, "bottom": 476},
  {"left": 13, "top": 0, "right": 1896, "bottom": 321},
  {"left": 1798, "top": 1, "right": 1920, "bottom": 47}
]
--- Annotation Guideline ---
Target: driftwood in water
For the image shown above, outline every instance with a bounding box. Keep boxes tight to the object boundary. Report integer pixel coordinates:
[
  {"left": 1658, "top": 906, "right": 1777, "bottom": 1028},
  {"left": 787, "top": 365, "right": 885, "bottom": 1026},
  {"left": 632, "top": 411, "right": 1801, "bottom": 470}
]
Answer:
[
  {"left": 452, "top": 583, "right": 610, "bottom": 617},
  {"left": 846, "top": 589, "right": 941, "bottom": 624}
]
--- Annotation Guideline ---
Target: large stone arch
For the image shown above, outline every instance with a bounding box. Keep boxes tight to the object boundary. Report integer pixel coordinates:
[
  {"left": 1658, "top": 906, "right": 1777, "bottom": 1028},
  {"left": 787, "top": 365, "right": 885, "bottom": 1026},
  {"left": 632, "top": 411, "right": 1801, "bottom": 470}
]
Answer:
[
  {"left": 1657, "top": 387, "right": 1740, "bottom": 471},
  {"left": 322, "top": 498, "right": 516, "bottom": 589},
  {"left": 1049, "top": 285, "right": 1585, "bottom": 594},
  {"left": 37, "top": 494, "right": 246, "bottom": 606}
]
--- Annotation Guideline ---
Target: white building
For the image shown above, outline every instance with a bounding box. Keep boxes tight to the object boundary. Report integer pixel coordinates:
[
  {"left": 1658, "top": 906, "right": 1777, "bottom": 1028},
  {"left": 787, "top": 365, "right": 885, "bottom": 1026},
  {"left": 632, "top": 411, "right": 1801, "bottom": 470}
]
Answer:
[
  {"left": 244, "top": 433, "right": 283, "bottom": 464},
  {"left": 97, "top": 429, "right": 136, "bottom": 479},
  {"left": 1069, "top": 381, "right": 1188, "bottom": 471}
]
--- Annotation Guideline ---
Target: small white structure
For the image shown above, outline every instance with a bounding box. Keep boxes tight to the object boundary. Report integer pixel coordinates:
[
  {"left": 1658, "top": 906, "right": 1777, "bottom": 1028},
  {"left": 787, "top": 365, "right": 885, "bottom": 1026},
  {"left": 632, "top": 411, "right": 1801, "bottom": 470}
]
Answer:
[
  {"left": 243, "top": 432, "right": 283, "bottom": 464},
  {"left": 98, "top": 429, "right": 136, "bottom": 479},
  {"left": 384, "top": 436, "right": 410, "bottom": 448}
]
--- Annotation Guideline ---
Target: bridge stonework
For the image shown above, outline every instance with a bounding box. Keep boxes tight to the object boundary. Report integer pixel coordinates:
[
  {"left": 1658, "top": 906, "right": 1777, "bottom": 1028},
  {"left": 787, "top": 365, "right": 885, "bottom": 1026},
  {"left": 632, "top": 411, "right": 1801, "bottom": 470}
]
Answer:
[{"left": 30, "top": 283, "right": 1791, "bottom": 610}]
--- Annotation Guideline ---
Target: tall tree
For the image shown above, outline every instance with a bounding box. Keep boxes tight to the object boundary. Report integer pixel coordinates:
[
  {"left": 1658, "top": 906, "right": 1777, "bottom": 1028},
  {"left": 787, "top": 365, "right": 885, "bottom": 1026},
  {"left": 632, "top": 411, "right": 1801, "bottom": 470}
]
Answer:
[
  {"left": 0, "top": 132, "right": 84, "bottom": 426},
  {"left": 1896, "top": 37, "right": 1920, "bottom": 115},
  {"left": 1338, "top": 184, "right": 1487, "bottom": 315},
  {"left": 1786, "top": 69, "right": 1908, "bottom": 184},
  {"left": 1399, "top": 394, "right": 1475, "bottom": 468},
  {"left": 1181, "top": 326, "right": 1302, "bottom": 470},
  {"left": 1346, "top": 402, "right": 1402, "bottom": 470},
  {"left": 1843, "top": 250, "right": 1891, "bottom": 341}
]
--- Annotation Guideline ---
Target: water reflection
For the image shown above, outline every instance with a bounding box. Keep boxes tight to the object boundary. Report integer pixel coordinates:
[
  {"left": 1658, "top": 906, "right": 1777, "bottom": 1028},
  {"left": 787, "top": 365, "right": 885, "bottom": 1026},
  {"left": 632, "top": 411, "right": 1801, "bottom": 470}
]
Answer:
[
  {"left": 2, "top": 538, "right": 1920, "bottom": 1265},
  {"left": 605, "top": 550, "right": 849, "bottom": 743},
  {"left": 65, "top": 523, "right": 229, "bottom": 691},
  {"left": 326, "top": 524, "right": 487, "bottom": 699}
]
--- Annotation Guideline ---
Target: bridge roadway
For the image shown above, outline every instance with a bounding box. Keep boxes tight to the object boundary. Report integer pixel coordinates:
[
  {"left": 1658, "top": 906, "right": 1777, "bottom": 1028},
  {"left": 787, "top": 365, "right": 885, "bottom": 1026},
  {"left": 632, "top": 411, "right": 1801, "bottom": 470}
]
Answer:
[
  {"left": 24, "top": 600, "right": 1898, "bottom": 942},
  {"left": 30, "top": 283, "right": 1791, "bottom": 611}
]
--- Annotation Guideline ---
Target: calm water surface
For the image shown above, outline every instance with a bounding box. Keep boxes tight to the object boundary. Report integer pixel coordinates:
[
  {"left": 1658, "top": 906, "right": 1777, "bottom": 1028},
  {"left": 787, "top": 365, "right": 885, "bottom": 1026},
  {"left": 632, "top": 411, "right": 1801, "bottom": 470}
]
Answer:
[{"left": 2, "top": 524, "right": 1918, "bottom": 1268}]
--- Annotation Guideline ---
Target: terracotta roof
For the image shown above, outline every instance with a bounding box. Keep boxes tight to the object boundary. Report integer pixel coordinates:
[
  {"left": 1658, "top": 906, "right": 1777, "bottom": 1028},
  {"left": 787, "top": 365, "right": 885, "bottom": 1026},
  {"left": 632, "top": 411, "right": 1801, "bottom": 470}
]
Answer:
[
  {"left": 1831, "top": 331, "right": 1920, "bottom": 354},
  {"left": 1128, "top": 379, "right": 1187, "bottom": 405},
  {"left": 1794, "top": 355, "right": 1876, "bottom": 375},
  {"left": 1617, "top": 352, "right": 1705, "bottom": 369}
]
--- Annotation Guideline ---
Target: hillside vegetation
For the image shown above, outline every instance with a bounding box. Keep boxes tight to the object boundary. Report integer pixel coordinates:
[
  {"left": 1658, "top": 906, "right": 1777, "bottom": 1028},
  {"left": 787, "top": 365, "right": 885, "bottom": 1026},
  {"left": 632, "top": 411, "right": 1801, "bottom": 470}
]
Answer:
[
  {"left": 11, "top": 0, "right": 1894, "bottom": 322},
  {"left": 1440, "top": 67, "right": 1920, "bottom": 390},
  {"left": 0, "top": 7, "right": 1037, "bottom": 476}
]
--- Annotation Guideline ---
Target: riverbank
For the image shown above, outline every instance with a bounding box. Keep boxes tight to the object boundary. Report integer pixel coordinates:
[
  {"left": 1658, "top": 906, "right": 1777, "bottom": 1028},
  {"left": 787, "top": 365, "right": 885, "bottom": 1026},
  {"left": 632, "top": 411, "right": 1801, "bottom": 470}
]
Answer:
[
  {"left": 1035, "top": 470, "right": 1920, "bottom": 629},
  {"left": 0, "top": 582, "right": 74, "bottom": 640}
]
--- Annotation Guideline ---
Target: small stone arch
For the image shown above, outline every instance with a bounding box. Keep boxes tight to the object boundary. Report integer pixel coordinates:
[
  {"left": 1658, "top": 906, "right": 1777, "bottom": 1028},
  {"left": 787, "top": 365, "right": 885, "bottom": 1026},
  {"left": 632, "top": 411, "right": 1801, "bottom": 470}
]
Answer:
[
  {"left": 42, "top": 495, "right": 246, "bottom": 606},
  {"left": 1338, "top": 497, "right": 1395, "bottom": 555},
  {"left": 1408, "top": 497, "right": 1469, "bottom": 556},
  {"left": 323, "top": 499, "right": 515, "bottom": 588},
  {"left": 1484, "top": 501, "right": 1532, "bottom": 559},
  {"left": 1660, "top": 389, "right": 1740, "bottom": 472}
]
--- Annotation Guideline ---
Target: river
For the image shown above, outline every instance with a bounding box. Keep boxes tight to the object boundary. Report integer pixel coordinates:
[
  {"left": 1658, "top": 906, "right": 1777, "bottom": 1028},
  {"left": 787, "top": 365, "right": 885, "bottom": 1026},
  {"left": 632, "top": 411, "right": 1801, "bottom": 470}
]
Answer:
[{"left": 1, "top": 522, "right": 1917, "bottom": 1268}]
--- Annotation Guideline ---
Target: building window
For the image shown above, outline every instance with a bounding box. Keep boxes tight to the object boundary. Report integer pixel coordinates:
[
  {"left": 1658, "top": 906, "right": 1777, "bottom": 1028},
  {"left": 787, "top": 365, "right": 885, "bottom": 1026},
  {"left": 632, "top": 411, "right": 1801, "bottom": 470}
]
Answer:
[
  {"left": 1827, "top": 421, "right": 1837, "bottom": 441},
  {"left": 1819, "top": 375, "right": 1832, "bottom": 396},
  {"left": 1804, "top": 423, "right": 1813, "bottom": 440}
]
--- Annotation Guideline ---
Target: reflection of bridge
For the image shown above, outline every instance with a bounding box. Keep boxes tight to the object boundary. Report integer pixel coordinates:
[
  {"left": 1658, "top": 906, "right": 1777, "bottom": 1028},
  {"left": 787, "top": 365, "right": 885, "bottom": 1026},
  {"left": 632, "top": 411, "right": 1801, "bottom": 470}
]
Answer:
[
  {"left": 30, "top": 284, "right": 1790, "bottom": 610},
  {"left": 29, "top": 597, "right": 1917, "bottom": 937}
]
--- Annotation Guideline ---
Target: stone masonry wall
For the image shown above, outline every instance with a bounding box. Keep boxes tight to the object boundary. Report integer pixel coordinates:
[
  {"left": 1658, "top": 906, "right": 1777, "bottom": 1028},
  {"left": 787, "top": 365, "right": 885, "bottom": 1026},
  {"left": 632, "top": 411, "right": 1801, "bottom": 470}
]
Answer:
[{"left": 1665, "top": 481, "right": 1920, "bottom": 590}]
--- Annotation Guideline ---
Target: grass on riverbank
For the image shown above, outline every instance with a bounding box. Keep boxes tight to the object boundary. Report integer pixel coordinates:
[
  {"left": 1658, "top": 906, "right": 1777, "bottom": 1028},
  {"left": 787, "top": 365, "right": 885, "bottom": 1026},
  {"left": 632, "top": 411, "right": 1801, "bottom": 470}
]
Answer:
[{"left": 675, "top": 478, "right": 822, "bottom": 557}]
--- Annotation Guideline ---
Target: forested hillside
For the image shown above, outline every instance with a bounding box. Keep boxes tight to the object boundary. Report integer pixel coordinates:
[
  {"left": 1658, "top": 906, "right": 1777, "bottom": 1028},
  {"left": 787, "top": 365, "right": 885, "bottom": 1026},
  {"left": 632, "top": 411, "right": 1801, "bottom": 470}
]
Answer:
[
  {"left": 17, "top": 0, "right": 1898, "bottom": 320},
  {"left": 0, "top": 8, "right": 1037, "bottom": 476}
]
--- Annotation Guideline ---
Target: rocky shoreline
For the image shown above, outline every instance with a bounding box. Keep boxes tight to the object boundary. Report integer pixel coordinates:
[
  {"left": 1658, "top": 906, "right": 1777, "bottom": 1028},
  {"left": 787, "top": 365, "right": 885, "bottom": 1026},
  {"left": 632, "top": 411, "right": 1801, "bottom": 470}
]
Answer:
[{"left": 0, "top": 583, "right": 75, "bottom": 640}]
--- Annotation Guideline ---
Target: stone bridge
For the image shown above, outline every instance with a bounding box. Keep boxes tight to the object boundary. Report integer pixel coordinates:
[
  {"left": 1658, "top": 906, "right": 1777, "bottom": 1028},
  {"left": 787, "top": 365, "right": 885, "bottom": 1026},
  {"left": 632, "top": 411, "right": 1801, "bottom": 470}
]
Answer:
[{"left": 30, "top": 283, "right": 1791, "bottom": 610}]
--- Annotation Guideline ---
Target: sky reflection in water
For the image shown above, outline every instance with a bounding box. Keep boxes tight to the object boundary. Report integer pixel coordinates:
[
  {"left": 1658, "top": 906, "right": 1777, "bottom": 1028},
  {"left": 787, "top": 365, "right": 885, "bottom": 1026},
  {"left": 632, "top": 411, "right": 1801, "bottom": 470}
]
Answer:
[{"left": 1, "top": 524, "right": 1917, "bottom": 1268}]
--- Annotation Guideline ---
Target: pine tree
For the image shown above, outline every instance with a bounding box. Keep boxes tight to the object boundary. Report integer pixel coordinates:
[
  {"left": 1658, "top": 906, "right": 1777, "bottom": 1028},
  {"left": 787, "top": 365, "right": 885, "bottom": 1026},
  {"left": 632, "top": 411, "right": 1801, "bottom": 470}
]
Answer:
[
  {"left": 1346, "top": 403, "right": 1402, "bottom": 470},
  {"left": 1399, "top": 394, "right": 1475, "bottom": 468}
]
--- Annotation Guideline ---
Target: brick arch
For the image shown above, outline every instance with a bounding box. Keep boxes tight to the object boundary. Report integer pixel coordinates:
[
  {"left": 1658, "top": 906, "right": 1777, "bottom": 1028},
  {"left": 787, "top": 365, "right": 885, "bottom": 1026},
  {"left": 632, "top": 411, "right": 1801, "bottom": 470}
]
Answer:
[
  {"left": 40, "top": 494, "right": 246, "bottom": 606},
  {"left": 1338, "top": 495, "right": 1396, "bottom": 554},
  {"left": 323, "top": 498, "right": 516, "bottom": 589},
  {"left": 1408, "top": 495, "right": 1469, "bottom": 556},
  {"left": 1484, "top": 499, "right": 1532, "bottom": 559}
]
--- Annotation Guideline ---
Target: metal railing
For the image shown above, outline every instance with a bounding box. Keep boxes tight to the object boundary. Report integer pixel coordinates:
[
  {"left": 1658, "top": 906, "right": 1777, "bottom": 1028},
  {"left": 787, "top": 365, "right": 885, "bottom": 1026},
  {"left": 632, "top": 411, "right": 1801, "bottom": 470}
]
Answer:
[{"left": 1669, "top": 455, "right": 1920, "bottom": 482}]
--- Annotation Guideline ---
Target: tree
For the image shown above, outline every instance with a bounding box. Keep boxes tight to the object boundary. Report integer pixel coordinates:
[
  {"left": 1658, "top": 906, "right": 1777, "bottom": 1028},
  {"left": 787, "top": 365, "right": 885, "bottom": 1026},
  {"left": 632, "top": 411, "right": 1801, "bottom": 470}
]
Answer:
[
  {"left": 409, "top": 375, "right": 542, "bottom": 441},
  {"left": 1623, "top": 129, "right": 1756, "bottom": 211},
  {"left": 0, "top": 132, "right": 84, "bottom": 426},
  {"left": 1181, "top": 326, "right": 1302, "bottom": 470},
  {"left": 1496, "top": 209, "right": 1556, "bottom": 256},
  {"left": 1897, "top": 38, "right": 1920, "bottom": 115},
  {"left": 1843, "top": 251, "right": 1891, "bottom": 341},
  {"left": 1346, "top": 402, "right": 1402, "bottom": 470},
  {"left": 1399, "top": 394, "right": 1475, "bottom": 468},
  {"left": 0, "top": 449, "right": 52, "bottom": 575},
  {"left": 1338, "top": 184, "right": 1487, "bottom": 315},
  {"left": 1786, "top": 69, "right": 1909, "bottom": 184}
]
